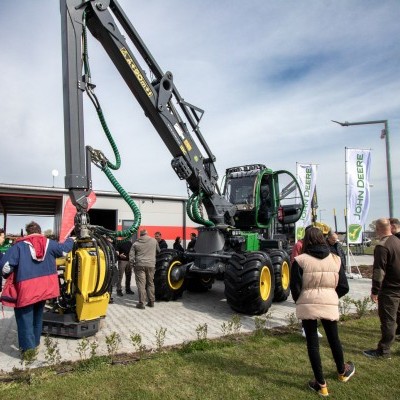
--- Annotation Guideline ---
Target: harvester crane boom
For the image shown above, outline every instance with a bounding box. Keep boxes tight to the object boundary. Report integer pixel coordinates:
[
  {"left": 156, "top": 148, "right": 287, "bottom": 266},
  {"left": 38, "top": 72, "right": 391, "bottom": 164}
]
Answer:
[{"left": 61, "top": 0, "right": 235, "bottom": 226}]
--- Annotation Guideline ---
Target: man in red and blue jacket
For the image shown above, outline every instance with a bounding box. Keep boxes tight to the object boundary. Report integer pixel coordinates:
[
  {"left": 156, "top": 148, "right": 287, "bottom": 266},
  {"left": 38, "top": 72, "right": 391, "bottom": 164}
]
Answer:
[{"left": 1, "top": 221, "right": 74, "bottom": 353}]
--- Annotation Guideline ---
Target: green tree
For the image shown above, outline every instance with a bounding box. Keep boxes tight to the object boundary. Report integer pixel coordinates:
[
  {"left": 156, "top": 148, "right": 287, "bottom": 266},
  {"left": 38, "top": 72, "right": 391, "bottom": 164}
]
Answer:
[
  {"left": 44, "top": 229, "right": 53, "bottom": 237},
  {"left": 368, "top": 220, "right": 377, "bottom": 232}
]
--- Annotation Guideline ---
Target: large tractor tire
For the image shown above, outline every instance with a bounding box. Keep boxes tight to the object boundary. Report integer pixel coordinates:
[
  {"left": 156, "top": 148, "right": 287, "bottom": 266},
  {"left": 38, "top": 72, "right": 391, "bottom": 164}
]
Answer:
[
  {"left": 154, "top": 250, "right": 185, "bottom": 301},
  {"left": 270, "top": 249, "right": 291, "bottom": 302},
  {"left": 224, "top": 251, "right": 275, "bottom": 315},
  {"left": 186, "top": 276, "right": 214, "bottom": 292}
]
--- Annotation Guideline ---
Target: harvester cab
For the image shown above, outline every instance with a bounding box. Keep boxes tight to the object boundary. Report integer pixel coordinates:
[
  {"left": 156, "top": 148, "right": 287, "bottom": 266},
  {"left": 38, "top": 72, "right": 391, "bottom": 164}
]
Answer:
[{"left": 223, "top": 164, "right": 303, "bottom": 231}]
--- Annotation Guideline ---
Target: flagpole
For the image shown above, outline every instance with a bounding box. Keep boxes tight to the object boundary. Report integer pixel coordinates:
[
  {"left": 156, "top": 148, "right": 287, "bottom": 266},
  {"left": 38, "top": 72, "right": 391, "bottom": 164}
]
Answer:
[
  {"left": 333, "top": 208, "right": 337, "bottom": 232},
  {"left": 295, "top": 162, "right": 299, "bottom": 243},
  {"left": 345, "top": 147, "right": 351, "bottom": 275}
]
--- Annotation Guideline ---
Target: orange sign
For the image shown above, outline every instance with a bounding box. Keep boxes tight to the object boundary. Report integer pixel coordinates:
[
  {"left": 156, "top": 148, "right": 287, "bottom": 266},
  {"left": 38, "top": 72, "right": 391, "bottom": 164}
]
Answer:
[{"left": 59, "top": 191, "right": 97, "bottom": 242}]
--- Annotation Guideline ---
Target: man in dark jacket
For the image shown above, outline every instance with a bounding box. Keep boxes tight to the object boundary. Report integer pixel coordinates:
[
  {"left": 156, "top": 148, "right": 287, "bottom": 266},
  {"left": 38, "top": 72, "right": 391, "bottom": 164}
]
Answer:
[
  {"left": 187, "top": 232, "right": 197, "bottom": 252},
  {"left": 115, "top": 238, "right": 134, "bottom": 296},
  {"left": 327, "top": 231, "right": 346, "bottom": 271},
  {"left": 389, "top": 218, "right": 400, "bottom": 338},
  {"left": 390, "top": 218, "right": 400, "bottom": 239},
  {"left": 364, "top": 218, "right": 400, "bottom": 358},
  {"left": 1, "top": 221, "right": 74, "bottom": 354},
  {"left": 155, "top": 231, "right": 168, "bottom": 250}
]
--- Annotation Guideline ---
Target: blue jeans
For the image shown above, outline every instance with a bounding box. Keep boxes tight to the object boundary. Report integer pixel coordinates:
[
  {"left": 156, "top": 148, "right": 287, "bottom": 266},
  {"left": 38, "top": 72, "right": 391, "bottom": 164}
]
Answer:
[{"left": 14, "top": 301, "right": 46, "bottom": 351}]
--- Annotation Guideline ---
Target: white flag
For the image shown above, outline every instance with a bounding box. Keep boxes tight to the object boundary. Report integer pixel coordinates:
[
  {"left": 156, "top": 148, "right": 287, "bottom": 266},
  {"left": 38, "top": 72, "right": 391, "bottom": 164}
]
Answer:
[
  {"left": 346, "top": 148, "right": 371, "bottom": 244},
  {"left": 295, "top": 163, "right": 317, "bottom": 241}
]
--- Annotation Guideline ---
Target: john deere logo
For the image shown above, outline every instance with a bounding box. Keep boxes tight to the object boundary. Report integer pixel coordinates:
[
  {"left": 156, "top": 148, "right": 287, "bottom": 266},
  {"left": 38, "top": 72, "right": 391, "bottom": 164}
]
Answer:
[
  {"left": 349, "top": 224, "right": 362, "bottom": 242},
  {"left": 296, "top": 226, "right": 305, "bottom": 240}
]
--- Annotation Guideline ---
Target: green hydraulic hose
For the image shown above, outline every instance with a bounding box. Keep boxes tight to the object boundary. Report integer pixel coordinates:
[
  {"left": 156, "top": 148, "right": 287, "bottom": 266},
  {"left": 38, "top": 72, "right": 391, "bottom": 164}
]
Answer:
[
  {"left": 187, "top": 192, "right": 214, "bottom": 227},
  {"left": 186, "top": 194, "right": 196, "bottom": 222},
  {"left": 96, "top": 108, "right": 121, "bottom": 170},
  {"left": 193, "top": 192, "right": 214, "bottom": 227},
  {"left": 93, "top": 164, "right": 141, "bottom": 238},
  {"left": 81, "top": 10, "right": 139, "bottom": 238}
]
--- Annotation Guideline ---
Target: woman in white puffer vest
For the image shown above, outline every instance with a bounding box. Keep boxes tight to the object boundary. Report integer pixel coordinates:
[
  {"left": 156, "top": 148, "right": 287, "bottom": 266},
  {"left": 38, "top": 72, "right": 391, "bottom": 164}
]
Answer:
[{"left": 290, "top": 227, "right": 354, "bottom": 397}]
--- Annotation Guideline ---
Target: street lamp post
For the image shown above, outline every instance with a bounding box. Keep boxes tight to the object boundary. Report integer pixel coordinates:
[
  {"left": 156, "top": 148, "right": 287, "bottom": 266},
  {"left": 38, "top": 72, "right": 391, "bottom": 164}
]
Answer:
[
  {"left": 332, "top": 119, "right": 393, "bottom": 217},
  {"left": 52, "top": 169, "right": 59, "bottom": 188},
  {"left": 319, "top": 208, "right": 326, "bottom": 222}
]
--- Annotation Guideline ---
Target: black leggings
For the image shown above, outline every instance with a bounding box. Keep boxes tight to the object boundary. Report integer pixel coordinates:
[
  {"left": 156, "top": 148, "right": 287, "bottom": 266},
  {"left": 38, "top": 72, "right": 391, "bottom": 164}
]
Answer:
[{"left": 302, "top": 319, "right": 345, "bottom": 384}]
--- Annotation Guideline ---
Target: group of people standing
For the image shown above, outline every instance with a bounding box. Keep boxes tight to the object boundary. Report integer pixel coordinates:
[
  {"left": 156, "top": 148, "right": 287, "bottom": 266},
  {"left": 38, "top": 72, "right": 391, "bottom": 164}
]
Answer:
[
  {"left": 111, "top": 230, "right": 197, "bottom": 308},
  {"left": 290, "top": 218, "right": 400, "bottom": 397},
  {"left": 173, "top": 232, "right": 197, "bottom": 252},
  {"left": 0, "top": 224, "right": 198, "bottom": 354},
  {"left": 3, "top": 217, "right": 399, "bottom": 397}
]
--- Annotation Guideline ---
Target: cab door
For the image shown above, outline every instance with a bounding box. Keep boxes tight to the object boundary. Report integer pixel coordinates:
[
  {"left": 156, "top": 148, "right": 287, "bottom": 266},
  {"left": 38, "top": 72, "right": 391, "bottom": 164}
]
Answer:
[{"left": 273, "top": 170, "right": 305, "bottom": 225}]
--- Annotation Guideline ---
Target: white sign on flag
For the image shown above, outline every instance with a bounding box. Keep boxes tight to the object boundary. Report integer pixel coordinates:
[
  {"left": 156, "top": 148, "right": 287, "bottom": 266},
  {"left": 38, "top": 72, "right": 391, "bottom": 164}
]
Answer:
[
  {"left": 295, "top": 163, "right": 317, "bottom": 241},
  {"left": 346, "top": 148, "right": 371, "bottom": 244}
]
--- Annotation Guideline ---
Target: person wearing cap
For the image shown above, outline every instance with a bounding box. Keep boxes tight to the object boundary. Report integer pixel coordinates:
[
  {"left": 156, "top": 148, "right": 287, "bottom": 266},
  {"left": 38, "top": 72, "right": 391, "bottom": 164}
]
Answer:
[{"left": 129, "top": 229, "right": 160, "bottom": 309}]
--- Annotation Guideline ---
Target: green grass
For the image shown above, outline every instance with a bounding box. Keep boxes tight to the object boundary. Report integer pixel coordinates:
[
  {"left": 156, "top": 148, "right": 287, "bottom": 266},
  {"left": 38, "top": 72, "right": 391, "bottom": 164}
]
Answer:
[
  {"left": 348, "top": 243, "right": 375, "bottom": 255},
  {"left": 363, "top": 245, "right": 375, "bottom": 255},
  {"left": 1, "top": 315, "right": 399, "bottom": 400}
]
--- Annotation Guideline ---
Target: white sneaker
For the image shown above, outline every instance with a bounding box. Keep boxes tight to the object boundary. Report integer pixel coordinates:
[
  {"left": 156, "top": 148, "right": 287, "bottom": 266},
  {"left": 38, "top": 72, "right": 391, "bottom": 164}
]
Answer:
[{"left": 301, "top": 328, "right": 323, "bottom": 338}]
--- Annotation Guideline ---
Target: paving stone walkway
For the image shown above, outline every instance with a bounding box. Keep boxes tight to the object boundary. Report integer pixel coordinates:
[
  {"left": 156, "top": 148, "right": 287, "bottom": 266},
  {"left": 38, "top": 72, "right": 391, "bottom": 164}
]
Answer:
[{"left": 0, "top": 256, "right": 374, "bottom": 373}]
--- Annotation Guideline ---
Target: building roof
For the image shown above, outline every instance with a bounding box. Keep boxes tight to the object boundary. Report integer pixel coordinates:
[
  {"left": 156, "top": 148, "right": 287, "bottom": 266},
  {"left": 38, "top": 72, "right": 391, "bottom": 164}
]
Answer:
[{"left": 0, "top": 183, "right": 188, "bottom": 216}]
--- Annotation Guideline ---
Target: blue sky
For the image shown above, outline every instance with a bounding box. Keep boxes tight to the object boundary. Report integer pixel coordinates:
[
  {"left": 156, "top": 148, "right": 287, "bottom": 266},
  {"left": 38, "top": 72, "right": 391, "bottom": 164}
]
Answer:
[{"left": 0, "top": 0, "right": 399, "bottom": 234}]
